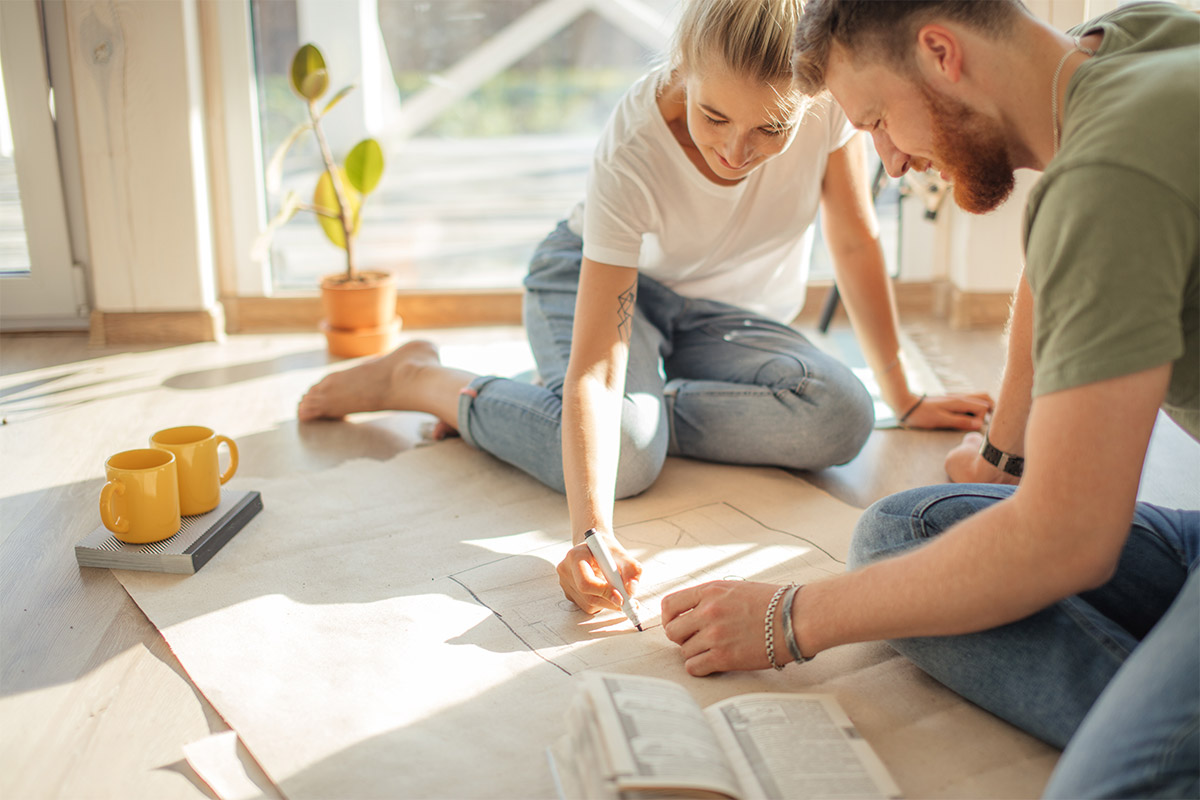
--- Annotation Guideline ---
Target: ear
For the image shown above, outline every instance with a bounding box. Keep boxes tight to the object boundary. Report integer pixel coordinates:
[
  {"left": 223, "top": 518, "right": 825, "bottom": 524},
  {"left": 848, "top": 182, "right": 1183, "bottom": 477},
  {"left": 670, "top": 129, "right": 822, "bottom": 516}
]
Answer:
[{"left": 914, "top": 24, "right": 964, "bottom": 84}]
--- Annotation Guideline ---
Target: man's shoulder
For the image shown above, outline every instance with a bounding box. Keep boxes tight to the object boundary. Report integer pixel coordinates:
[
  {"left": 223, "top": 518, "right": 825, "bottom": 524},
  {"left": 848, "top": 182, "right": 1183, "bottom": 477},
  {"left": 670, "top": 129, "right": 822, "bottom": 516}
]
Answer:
[
  {"left": 1041, "top": 15, "right": 1200, "bottom": 215},
  {"left": 1074, "top": 2, "right": 1200, "bottom": 50}
]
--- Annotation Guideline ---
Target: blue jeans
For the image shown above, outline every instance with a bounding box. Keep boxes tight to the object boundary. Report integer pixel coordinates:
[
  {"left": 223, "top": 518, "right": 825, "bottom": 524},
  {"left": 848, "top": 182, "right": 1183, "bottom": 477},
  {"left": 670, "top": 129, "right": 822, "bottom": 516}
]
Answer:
[
  {"left": 852, "top": 484, "right": 1200, "bottom": 798},
  {"left": 456, "top": 221, "right": 874, "bottom": 496}
]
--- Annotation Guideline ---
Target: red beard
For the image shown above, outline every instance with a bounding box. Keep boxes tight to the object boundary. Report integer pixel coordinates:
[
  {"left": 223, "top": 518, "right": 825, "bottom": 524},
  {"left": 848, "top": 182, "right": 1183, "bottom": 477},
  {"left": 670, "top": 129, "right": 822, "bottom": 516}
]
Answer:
[{"left": 922, "top": 87, "right": 1015, "bottom": 214}]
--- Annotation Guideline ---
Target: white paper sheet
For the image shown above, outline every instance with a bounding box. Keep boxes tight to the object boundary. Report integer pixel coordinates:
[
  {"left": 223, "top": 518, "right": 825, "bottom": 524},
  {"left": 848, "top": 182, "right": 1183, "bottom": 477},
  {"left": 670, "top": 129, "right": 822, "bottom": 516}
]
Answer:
[{"left": 115, "top": 442, "right": 1056, "bottom": 799}]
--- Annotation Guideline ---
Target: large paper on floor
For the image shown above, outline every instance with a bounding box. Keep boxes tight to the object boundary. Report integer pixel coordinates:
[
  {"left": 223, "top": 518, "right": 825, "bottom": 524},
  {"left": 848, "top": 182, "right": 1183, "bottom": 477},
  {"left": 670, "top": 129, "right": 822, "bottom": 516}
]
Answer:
[{"left": 114, "top": 441, "right": 1056, "bottom": 799}]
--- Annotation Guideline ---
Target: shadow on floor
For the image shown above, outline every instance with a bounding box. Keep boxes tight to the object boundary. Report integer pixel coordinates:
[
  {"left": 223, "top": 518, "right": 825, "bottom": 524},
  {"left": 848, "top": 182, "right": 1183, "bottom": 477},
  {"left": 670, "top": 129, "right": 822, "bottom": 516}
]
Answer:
[{"left": 163, "top": 350, "right": 337, "bottom": 391}]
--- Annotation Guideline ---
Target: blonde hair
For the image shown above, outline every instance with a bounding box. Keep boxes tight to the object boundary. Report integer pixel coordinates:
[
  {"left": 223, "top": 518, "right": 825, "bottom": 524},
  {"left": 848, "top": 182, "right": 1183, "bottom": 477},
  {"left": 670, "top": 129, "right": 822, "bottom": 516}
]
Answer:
[{"left": 671, "top": 0, "right": 803, "bottom": 85}]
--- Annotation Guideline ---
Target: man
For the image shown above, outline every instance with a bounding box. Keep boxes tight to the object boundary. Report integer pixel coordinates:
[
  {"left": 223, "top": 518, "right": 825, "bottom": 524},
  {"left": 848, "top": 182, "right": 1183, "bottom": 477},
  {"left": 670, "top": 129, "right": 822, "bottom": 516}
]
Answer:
[{"left": 661, "top": 2, "right": 1199, "bottom": 797}]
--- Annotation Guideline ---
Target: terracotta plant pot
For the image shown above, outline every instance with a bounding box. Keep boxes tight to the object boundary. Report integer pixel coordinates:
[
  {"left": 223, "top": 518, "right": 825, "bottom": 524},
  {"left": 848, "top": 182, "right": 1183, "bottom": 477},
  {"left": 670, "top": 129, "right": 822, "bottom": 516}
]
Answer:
[{"left": 319, "top": 270, "right": 401, "bottom": 358}]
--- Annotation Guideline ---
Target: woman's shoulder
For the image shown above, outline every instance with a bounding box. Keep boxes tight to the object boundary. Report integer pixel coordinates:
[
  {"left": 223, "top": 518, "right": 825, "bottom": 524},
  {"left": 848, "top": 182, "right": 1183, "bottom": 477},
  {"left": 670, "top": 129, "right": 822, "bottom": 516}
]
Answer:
[{"left": 595, "top": 66, "right": 674, "bottom": 158}]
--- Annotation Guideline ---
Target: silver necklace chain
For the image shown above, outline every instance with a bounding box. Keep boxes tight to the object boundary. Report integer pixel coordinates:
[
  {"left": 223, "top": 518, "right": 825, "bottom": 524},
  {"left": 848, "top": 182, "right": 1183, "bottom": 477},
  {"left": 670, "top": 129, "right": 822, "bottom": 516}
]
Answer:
[{"left": 1052, "top": 36, "right": 1097, "bottom": 156}]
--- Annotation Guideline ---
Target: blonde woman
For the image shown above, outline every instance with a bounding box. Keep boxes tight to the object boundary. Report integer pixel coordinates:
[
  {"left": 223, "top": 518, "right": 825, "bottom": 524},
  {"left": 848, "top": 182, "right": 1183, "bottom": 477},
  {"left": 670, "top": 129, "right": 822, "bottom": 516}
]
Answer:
[{"left": 299, "top": 0, "right": 991, "bottom": 614}]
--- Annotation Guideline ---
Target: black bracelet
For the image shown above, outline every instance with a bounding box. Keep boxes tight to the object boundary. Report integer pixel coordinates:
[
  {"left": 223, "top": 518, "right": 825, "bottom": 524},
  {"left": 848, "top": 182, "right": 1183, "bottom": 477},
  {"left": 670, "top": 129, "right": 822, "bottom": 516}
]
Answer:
[{"left": 898, "top": 393, "right": 927, "bottom": 425}]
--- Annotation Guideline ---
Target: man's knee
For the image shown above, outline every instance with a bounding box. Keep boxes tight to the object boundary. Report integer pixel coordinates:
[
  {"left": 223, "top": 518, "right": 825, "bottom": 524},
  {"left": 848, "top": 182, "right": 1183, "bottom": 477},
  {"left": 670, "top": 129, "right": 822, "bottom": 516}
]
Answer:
[
  {"left": 849, "top": 493, "right": 920, "bottom": 570},
  {"left": 850, "top": 484, "right": 1016, "bottom": 570}
]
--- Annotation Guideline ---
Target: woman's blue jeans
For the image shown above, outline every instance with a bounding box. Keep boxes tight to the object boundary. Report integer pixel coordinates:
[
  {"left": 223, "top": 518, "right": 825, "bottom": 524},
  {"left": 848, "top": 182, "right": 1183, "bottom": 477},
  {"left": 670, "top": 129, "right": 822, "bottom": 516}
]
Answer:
[
  {"left": 455, "top": 222, "right": 874, "bottom": 496},
  {"left": 852, "top": 483, "right": 1200, "bottom": 798}
]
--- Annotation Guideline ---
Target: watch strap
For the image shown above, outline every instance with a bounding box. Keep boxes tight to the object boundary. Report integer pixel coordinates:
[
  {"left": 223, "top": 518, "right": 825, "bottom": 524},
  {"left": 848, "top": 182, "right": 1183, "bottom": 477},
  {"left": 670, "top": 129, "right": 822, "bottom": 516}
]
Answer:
[{"left": 979, "top": 434, "right": 1024, "bottom": 477}]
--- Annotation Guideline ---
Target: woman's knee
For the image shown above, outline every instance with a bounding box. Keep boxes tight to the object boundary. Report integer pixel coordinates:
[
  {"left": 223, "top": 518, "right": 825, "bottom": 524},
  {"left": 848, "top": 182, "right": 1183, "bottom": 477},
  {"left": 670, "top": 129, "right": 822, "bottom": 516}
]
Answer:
[
  {"left": 613, "top": 393, "right": 668, "bottom": 498},
  {"left": 790, "top": 365, "right": 875, "bottom": 469},
  {"left": 613, "top": 426, "right": 668, "bottom": 499}
]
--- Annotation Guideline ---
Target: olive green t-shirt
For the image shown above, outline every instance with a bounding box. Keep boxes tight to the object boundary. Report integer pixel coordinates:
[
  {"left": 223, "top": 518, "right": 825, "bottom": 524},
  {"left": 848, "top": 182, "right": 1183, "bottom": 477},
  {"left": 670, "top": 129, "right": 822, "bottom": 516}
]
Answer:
[{"left": 1024, "top": 2, "right": 1199, "bottom": 440}]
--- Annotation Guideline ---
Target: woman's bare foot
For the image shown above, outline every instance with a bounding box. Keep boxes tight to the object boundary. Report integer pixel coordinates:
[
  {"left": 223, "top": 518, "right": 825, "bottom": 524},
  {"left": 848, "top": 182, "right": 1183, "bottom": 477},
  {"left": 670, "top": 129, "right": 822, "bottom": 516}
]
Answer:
[{"left": 298, "top": 340, "right": 473, "bottom": 423}]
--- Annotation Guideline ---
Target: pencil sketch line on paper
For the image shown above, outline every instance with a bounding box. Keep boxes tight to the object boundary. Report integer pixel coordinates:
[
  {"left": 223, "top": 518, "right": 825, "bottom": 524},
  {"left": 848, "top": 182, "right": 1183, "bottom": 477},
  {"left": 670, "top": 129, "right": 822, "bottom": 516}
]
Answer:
[
  {"left": 447, "top": 574, "right": 572, "bottom": 676},
  {"left": 619, "top": 501, "right": 847, "bottom": 567},
  {"left": 449, "top": 500, "right": 849, "bottom": 674}
]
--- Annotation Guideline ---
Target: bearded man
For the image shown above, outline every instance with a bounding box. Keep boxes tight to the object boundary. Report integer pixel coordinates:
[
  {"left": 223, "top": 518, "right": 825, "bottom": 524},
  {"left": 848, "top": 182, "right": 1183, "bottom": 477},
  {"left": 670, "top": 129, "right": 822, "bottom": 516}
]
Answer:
[{"left": 662, "top": 3, "right": 1198, "bottom": 797}]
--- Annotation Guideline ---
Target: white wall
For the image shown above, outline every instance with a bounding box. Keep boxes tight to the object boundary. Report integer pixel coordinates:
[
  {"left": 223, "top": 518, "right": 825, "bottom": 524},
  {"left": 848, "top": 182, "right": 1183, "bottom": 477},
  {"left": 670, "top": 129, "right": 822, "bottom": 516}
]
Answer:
[{"left": 61, "top": 0, "right": 217, "bottom": 315}]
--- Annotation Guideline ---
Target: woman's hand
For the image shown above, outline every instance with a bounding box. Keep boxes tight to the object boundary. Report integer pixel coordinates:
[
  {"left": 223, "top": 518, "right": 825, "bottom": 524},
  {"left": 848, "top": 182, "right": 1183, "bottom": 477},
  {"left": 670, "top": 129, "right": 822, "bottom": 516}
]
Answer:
[
  {"left": 557, "top": 533, "right": 643, "bottom": 615},
  {"left": 661, "top": 580, "right": 787, "bottom": 676},
  {"left": 899, "top": 392, "right": 993, "bottom": 430},
  {"left": 944, "top": 431, "right": 1021, "bottom": 484}
]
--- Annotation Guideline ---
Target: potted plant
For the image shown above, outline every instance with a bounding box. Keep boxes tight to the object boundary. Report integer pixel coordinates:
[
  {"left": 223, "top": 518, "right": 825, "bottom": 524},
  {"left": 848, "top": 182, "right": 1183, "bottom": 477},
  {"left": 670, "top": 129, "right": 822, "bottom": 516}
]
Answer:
[{"left": 261, "top": 43, "right": 398, "bottom": 358}]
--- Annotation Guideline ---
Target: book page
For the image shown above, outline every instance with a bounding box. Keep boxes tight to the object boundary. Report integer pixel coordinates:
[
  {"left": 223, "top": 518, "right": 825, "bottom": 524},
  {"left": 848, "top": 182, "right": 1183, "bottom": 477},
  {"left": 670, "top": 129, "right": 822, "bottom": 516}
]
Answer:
[
  {"left": 582, "top": 672, "right": 743, "bottom": 798},
  {"left": 705, "top": 694, "right": 901, "bottom": 800}
]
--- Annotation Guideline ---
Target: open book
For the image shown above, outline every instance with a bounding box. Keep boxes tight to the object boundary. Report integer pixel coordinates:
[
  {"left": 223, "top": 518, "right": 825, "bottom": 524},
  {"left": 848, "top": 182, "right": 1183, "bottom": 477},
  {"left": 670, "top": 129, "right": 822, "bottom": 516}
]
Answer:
[{"left": 549, "top": 672, "right": 901, "bottom": 800}]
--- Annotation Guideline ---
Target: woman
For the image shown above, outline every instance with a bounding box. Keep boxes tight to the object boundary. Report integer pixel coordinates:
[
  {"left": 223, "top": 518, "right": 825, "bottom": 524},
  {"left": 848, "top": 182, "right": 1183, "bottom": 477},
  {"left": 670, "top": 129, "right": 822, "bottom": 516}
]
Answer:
[{"left": 298, "top": 0, "right": 991, "bottom": 616}]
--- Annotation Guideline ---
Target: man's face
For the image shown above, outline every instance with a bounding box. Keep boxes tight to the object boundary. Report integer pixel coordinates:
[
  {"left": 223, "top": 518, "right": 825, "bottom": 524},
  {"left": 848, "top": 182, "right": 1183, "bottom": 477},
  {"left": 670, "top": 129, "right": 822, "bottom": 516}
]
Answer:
[{"left": 825, "top": 44, "right": 1015, "bottom": 213}]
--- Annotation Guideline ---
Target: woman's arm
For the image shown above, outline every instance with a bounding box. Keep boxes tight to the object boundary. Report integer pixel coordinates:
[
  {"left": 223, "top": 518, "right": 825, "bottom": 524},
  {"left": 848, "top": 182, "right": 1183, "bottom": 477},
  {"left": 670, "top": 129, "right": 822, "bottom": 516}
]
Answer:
[
  {"left": 557, "top": 256, "right": 644, "bottom": 614},
  {"left": 820, "top": 135, "right": 992, "bottom": 429}
]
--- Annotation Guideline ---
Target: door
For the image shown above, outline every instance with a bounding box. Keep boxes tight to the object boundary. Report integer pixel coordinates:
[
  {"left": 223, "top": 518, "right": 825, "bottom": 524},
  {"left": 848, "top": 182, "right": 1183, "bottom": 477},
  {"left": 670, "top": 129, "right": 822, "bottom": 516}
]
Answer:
[{"left": 0, "top": 0, "right": 84, "bottom": 330}]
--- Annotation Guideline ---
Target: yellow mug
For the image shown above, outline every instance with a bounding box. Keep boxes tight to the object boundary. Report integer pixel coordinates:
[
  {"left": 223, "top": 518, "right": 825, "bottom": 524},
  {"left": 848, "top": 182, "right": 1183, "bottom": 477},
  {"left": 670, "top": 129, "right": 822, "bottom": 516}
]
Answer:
[
  {"left": 150, "top": 425, "right": 239, "bottom": 516},
  {"left": 100, "top": 449, "right": 182, "bottom": 544}
]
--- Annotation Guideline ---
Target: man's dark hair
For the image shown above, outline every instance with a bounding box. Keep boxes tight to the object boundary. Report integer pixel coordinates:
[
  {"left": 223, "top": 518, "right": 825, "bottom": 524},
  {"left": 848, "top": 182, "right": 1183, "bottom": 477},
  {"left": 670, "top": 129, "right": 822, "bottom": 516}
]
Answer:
[{"left": 793, "top": 0, "right": 1028, "bottom": 94}]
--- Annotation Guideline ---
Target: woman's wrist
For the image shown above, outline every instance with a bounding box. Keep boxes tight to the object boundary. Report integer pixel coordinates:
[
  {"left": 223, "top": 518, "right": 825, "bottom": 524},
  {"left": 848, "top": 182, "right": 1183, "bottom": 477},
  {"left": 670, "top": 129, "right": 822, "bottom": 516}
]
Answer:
[{"left": 876, "top": 363, "right": 916, "bottom": 413}]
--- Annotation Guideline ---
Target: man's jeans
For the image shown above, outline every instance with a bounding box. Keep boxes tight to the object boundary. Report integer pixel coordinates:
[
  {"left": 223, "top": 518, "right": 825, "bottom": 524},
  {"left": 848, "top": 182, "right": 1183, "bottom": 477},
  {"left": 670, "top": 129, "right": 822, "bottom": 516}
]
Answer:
[
  {"left": 852, "top": 483, "right": 1200, "bottom": 798},
  {"left": 457, "top": 221, "right": 874, "bottom": 495}
]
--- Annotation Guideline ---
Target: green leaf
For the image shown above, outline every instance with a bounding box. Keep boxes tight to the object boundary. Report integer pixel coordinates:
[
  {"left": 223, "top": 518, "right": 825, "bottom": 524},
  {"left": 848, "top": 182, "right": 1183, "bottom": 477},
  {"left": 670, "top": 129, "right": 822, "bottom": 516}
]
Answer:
[
  {"left": 344, "top": 139, "right": 385, "bottom": 195},
  {"left": 320, "top": 85, "right": 356, "bottom": 118},
  {"left": 290, "top": 44, "right": 328, "bottom": 101},
  {"left": 312, "top": 168, "right": 361, "bottom": 250},
  {"left": 264, "top": 121, "right": 312, "bottom": 193}
]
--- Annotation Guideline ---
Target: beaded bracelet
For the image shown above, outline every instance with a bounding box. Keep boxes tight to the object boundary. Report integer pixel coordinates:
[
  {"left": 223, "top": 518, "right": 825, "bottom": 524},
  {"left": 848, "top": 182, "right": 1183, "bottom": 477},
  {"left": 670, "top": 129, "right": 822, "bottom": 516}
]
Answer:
[{"left": 764, "top": 583, "right": 795, "bottom": 671}]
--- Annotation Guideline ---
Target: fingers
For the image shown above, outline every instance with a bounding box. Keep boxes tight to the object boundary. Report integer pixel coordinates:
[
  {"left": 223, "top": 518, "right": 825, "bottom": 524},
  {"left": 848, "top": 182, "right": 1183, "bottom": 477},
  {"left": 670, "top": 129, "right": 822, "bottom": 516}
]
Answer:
[
  {"left": 660, "top": 585, "right": 702, "bottom": 627},
  {"left": 939, "top": 395, "right": 992, "bottom": 416},
  {"left": 683, "top": 651, "right": 723, "bottom": 678},
  {"left": 662, "top": 581, "right": 785, "bottom": 675},
  {"left": 904, "top": 395, "right": 992, "bottom": 431},
  {"left": 937, "top": 410, "right": 987, "bottom": 431},
  {"left": 958, "top": 431, "right": 985, "bottom": 448},
  {"left": 557, "top": 545, "right": 623, "bottom": 615},
  {"left": 614, "top": 547, "right": 644, "bottom": 597}
]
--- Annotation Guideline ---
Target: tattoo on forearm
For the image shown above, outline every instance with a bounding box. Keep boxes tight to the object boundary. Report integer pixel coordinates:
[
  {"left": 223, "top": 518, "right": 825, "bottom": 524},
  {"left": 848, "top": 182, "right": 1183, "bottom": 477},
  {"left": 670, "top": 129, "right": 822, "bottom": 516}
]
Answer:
[{"left": 617, "top": 279, "right": 636, "bottom": 345}]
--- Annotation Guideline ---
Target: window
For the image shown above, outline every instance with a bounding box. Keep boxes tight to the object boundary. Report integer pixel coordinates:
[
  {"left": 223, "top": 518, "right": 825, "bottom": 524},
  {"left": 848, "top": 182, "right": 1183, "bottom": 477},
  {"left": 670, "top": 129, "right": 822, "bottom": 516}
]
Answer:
[{"left": 251, "top": 0, "right": 672, "bottom": 292}]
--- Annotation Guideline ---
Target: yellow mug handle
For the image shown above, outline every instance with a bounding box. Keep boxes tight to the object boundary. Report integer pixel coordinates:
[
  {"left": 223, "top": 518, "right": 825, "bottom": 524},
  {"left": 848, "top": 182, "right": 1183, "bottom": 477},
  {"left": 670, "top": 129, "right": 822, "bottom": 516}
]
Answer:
[
  {"left": 217, "top": 435, "right": 239, "bottom": 484},
  {"left": 100, "top": 479, "right": 130, "bottom": 534}
]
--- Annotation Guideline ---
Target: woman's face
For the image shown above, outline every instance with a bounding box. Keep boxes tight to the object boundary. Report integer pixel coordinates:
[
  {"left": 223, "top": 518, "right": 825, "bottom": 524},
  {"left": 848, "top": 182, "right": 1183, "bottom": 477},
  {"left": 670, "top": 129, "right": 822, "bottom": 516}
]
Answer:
[{"left": 684, "top": 67, "right": 798, "bottom": 181}]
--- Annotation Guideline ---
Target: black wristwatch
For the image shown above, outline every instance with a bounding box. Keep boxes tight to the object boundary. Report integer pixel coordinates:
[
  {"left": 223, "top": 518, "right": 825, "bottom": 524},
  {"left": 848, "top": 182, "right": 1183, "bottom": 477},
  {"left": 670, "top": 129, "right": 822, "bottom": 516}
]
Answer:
[{"left": 979, "top": 433, "right": 1024, "bottom": 477}]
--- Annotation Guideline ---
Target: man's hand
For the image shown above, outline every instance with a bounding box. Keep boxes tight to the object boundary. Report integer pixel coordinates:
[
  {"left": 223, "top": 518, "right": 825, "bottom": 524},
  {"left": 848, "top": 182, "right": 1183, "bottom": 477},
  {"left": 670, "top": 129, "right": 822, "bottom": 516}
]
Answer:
[
  {"left": 557, "top": 533, "right": 642, "bottom": 615},
  {"left": 661, "top": 580, "right": 792, "bottom": 676},
  {"left": 945, "top": 431, "right": 1020, "bottom": 484}
]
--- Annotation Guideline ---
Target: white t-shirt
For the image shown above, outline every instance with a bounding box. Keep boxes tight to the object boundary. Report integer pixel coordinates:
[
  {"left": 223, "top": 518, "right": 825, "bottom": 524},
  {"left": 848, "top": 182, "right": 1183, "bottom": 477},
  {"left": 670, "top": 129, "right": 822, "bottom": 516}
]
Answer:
[{"left": 567, "top": 66, "right": 855, "bottom": 323}]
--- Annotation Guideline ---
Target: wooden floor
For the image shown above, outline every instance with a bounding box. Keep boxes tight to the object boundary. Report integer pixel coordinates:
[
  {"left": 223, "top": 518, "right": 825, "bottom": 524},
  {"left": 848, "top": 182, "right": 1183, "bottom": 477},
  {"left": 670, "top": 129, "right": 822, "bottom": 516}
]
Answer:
[{"left": 0, "top": 319, "right": 1194, "bottom": 798}]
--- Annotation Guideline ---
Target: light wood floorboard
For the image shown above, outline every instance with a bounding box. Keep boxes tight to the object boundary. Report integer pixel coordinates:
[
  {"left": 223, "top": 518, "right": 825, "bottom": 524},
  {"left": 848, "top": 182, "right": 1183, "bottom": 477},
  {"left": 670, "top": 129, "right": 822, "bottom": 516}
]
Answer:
[{"left": 1, "top": 319, "right": 1194, "bottom": 798}]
